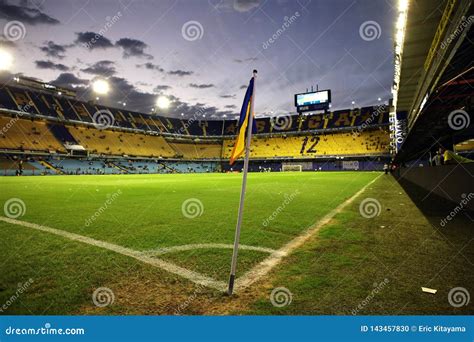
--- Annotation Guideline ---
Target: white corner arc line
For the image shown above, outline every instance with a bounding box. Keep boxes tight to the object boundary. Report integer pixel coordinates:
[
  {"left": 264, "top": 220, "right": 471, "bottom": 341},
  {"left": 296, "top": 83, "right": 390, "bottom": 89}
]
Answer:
[
  {"left": 234, "top": 173, "right": 383, "bottom": 291},
  {"left": 0, "top": 216, "right": 227, "bottom": 292},
  {"left": 143, "top": 243, "right": 279, "bottom": 256}
]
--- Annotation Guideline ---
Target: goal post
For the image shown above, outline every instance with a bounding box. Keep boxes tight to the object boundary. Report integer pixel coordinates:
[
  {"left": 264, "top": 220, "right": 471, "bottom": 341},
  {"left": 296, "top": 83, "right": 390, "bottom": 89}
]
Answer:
[{"left": 281, "top": 164, "right": 303, "bottom": 172}]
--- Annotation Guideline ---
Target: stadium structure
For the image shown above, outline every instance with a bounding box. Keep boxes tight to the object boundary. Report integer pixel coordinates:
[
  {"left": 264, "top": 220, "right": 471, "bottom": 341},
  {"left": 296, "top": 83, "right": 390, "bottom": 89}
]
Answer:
[{"left": 0, "top": 76, "right": 390, "bottom": 175}]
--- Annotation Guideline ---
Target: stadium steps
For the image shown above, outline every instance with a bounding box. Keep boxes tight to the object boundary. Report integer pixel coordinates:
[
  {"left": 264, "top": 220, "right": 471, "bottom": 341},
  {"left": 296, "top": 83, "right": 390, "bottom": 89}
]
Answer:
[
  {"left": 109, "top": 162, "right": 129, "bottom": 174},
  {"left": 38, "top": 160, "right": 63, "bottom": 174},
  {"left": 159, "top": 162, "right": 179, "bottom": 173}
]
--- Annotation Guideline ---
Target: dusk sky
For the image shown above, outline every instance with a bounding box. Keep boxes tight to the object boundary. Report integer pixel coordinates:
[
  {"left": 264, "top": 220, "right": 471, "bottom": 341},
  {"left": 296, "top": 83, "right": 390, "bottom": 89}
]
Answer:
[{"left": 0, "top": 0, "right": 396, "bottom": 119}]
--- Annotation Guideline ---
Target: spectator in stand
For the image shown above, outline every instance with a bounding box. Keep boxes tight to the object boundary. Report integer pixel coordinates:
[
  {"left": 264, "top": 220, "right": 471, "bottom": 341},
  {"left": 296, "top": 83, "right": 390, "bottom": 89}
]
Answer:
[{"left": 431, "top": 150, "right": 442, "bottom": 166}]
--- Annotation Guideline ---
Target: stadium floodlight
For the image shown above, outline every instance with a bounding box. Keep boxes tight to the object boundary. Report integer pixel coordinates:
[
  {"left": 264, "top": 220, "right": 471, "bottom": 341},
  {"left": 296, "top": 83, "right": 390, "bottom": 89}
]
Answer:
[
  {"left": 92, "top": 79, "right": 110, "bottom": 95},
  {"left": 0, "top": 49, "right": 13, "bottom": 71},
  {"left": 156, "top": 96, "right": 170, "bottom": 109}
]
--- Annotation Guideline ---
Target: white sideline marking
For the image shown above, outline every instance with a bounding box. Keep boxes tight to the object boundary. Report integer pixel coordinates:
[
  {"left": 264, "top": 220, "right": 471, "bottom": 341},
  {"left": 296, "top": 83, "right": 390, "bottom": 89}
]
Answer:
[
  {"left": 234, "top": 174, "right": 383, "bottom": 291},
  {"left": 144, "top": 243, "right": 279, "bottom": 256},
  {"left": 0, "top": 216, "right": 227, "bottom": 292}
]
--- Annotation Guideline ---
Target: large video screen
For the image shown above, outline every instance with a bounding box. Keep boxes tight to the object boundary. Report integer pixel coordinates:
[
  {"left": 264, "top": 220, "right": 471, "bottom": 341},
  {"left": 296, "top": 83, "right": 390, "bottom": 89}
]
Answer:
[{"left": 295, "top": 90, "right": 331, "bottom": 107}]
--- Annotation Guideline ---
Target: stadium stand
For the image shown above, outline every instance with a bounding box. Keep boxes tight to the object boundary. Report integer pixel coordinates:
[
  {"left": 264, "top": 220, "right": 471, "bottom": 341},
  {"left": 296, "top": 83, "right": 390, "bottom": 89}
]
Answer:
[
  {"left": 0, "top": 116, "right": 65, "bottom": 152},
  {"left": 0, "top": 79, "right": 395, "bottom": 175},
  {"left": 67, "top": 125, "right": 176, "bottom": 157},
  {"left": 222, "top": 129, "right": 389, "bottom": 159},
  {"left": 168, "top": 141, "right": 222, "bottom": 159}
]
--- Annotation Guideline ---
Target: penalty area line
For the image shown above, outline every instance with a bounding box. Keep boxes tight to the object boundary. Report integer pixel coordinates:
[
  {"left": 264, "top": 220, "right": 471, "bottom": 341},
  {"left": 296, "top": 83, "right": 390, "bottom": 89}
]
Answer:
[
  {"left": 0, "top": 216, "right": 227, "bottom": 292},
  {"left": 235, "top": 173, "right": 383, "bottom": 291}
]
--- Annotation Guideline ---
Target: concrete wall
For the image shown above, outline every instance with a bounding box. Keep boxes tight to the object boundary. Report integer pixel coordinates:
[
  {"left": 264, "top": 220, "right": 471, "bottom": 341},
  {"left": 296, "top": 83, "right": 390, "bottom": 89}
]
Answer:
[{"left": 396, "top": 163, "right": 474, "bottom": 211}]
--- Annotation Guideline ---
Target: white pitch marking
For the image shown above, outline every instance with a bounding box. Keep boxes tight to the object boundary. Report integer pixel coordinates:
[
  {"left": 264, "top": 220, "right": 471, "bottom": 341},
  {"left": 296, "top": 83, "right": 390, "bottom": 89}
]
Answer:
[
  {"left": 0, "top": 216, "right": 227, "bottom": 291},
  {"left": 143, "top": 243, "right": 280, "bottom": 256},
  {"left": 234, "top": 174, "right": 383, "bottom": 291}
]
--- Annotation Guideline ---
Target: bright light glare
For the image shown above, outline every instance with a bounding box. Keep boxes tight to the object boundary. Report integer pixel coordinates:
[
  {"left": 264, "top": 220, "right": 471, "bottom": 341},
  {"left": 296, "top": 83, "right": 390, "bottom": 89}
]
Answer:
[
  {"left": 399, "top": 0, "right": 409, "bottom": 12},
  {"left": 92, "top": 79, "right": 110, "bottom": 94},
  {"left": 156, "top": 96, "right": 170, "bottom": 109},
  {"left": 0, "top": 50, "right": 13, "bottom": 71}
]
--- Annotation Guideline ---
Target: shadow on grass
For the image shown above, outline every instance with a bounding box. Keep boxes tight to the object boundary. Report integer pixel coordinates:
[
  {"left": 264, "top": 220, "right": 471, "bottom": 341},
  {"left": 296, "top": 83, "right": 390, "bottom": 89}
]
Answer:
[{"left": 396, "top": 176, "right": 474, "bottom": 243}]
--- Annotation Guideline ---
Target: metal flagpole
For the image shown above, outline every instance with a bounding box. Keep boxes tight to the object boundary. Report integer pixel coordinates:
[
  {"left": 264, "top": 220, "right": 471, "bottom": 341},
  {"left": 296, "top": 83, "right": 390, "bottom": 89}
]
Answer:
[{"left": 227, "top": 69, "right": 257, "bottom": 295}]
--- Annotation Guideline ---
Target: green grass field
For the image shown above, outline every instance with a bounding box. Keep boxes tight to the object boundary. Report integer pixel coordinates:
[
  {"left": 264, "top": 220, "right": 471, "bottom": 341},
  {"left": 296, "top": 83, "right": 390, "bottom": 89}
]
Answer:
[{"left": 1, "top": 172, "right": 472, "bottom": 315}]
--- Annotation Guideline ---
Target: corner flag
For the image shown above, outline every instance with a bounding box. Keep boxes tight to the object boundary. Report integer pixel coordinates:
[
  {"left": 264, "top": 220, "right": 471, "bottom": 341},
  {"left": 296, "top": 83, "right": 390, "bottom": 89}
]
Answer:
[
  {"left": 227, "top": 70, "right": 258, "bottom": 295},
  {"left": 229, "top": 74, "right": 257, "bottom": 165}
]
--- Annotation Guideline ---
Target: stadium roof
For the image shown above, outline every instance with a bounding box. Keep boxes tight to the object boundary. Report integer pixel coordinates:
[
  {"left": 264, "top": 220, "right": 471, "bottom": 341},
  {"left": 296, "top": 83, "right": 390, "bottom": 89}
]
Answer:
[{"left": 395, "top": 0, "right": 473, "bottom": 162}]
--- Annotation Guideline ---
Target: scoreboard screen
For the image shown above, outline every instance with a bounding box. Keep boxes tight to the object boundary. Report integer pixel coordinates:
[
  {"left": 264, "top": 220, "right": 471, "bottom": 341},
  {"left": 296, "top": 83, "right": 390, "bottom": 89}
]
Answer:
[{"left": 295, "top": 90, "right": 331, "bottom": 112}]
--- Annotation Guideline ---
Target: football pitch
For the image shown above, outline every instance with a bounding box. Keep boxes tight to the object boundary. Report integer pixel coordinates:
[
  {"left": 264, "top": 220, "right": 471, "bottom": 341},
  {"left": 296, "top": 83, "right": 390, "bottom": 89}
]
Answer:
[{"left": 1, "top": 172, "right": 472, "bottom": 315}]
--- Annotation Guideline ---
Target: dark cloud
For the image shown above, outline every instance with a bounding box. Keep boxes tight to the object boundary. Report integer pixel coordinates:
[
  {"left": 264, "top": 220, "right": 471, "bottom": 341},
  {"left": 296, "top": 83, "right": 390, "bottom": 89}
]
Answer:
[
  {"left": 153, "top": 85, "right": 172, "bottom": 91},
  {"left": 35, "top": 60, "right": 69, "bottom": 71},
  {"left": 225, "top": 105, "right": 237, "bottom": 109},
  {"left": 0, "top": 2, "right": 60, "bottom": 25},
  {"left": 75, "top": 32, "right": 114, "bottom": 50},
  {"left": 168, "top": 69, "right": 193, "bottom": 76},
  {"left": 116, "top": 38, "right": 152, "bottom": 59},
  {"left": 51, "top": 73, "right": 89, "bottom": 87},
  {"left": 81, "top": 60, "right": 116, "bottom": 76},
  {"left": 189, "top": 83, "right": 214, "bottom": 89},
  {"left": 239, "top": 85, "right": 247, "bottom": 89},
  {"left": 136, "top": 62, "right": 164, "bottom": 72},
  {"left": 220, "top": 94, "right": 235, "bottom": 98},
  {"left": 71, "top": 76, "right": 231, "bottom": 119},
  {"left": 40, "top": 41, "right": 70, "bottom": 59},
  {"left": 233, "top": 0, "right": 260, "bottom": 12}
]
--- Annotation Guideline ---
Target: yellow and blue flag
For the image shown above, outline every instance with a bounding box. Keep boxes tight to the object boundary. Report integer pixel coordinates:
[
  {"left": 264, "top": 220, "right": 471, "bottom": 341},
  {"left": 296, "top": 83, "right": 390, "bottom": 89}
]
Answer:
[{"left": 229, "top": 77, "right": 257, "bottom": 165}]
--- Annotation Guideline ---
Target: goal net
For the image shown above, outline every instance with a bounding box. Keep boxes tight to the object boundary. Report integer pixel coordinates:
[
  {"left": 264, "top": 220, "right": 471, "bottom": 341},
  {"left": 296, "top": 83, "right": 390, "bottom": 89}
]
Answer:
[{"left": 282, "top": 164, "right": 302, "bottom": 172}]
